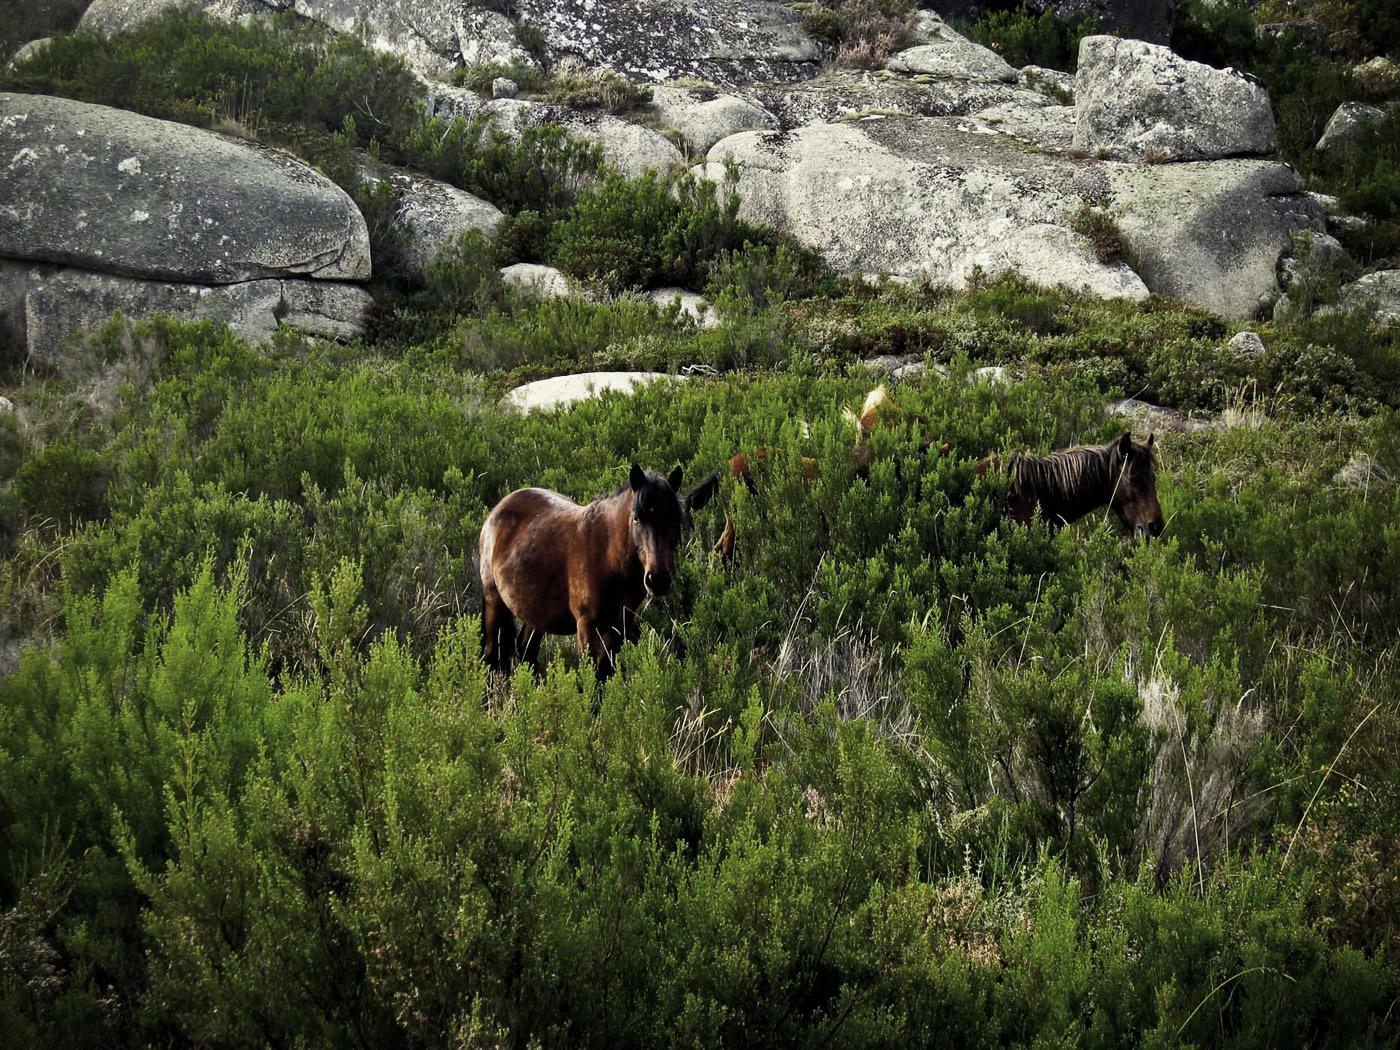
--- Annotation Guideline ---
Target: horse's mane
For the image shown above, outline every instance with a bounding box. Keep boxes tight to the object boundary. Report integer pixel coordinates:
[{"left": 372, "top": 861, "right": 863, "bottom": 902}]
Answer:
[{"left": 1007, "top": 439, "right": 1142, "bottom": 524}]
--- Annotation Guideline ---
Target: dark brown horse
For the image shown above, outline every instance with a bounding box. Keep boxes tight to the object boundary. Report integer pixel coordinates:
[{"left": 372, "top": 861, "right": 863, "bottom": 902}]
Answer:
[
  {"left": 984, "top": 432, "right": 1164, "bottom": 537},
  {"left": 480, "top": 464, "right": 719, "bottom": 678}
]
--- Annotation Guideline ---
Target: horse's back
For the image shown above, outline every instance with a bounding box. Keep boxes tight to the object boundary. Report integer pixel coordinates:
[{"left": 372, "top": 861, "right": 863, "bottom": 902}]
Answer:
[{"left": 481, "top": 487, "right": 583, "bottom": 632}]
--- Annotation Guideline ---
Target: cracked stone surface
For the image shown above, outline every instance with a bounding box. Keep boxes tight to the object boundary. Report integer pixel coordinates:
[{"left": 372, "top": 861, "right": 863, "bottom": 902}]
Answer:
[
  {"left": 1073, "top": 36, "right": 1276, "bottom": 162},
  {"left": 0, "top": 259, "right": 373, "bottom": 364},
  {"left": 513, "top": 0, "right": 820, "bottom": 83},
  {"left": 0, "top": 92, "right": 370, "bottom": 284}
]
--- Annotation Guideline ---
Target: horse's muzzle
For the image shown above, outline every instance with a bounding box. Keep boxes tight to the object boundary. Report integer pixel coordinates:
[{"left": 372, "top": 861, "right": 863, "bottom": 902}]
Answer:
[
  {"left": 1136, "top": 521, "right": 1164, "bottom": 540},
  {"left": 644, "top": 570, "right": 672, "bottom": 596}
]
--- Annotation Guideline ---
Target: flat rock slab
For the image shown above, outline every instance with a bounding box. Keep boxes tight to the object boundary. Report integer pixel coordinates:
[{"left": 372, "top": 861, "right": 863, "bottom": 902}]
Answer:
[
  {"left": 0, "top": 259, "right": 372, "bottom": 364},
  {"left": 753, "top": 72, "right": 1045, "bottom": 129},
  {"left": 0, "top": 92, "right": 370, "bottom": 284},
  {"left": 513, "top": 0, "right": 820, "bottom": 83},
  {"left": 504, "top": 372, "right": 680, "bottom": 413},
  {"left": 885, "top": 28, "right": 1018, "bottom": 83},
  {"left": 1073, "top": 36, "right": 1275, "bottom": 162}
]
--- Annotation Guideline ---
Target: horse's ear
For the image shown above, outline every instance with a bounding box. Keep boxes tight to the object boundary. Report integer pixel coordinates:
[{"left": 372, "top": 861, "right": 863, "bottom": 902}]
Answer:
[
  {"left": 685, "top": 470, "right": 720, "bottom": 512},
  {"left": 1118, "top": 432, "right": 1134, "bottom": 455},
  {"left": 667, "top": 465, "right": 684, "bottom": 492},
  {"left": 630, "top": 463, "right": 645, "bottom": 491}
]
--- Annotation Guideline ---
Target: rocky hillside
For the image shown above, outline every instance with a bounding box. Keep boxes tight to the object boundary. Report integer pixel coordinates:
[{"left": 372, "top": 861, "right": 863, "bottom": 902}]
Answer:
[{"left": 2, "top": 0, "right": 1396, "bottom": 359}]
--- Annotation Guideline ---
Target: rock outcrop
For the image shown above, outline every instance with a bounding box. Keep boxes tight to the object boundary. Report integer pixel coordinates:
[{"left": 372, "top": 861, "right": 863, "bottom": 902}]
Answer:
[
  {"left": 500, "top": 263, "right": 575, "bottom": 299},
  {"left": 1, "top": 92, "right": 370, "bottom": 283},
  {"left": 0, "top": 92, "right": 374, "bottom": 357},
  {"left": 708, "top": 112, "right": 1324, "bottom": 317},
  {"left": 0, "top": 261, "right": 374, "bottom": 364},
  {"left": 648, "top": 85, "right": 775, "bottom": 156},
  {"left": 361, "top": 163, "right": 504, "bottom": 280},
  {"left": 885, "top": 16, "right": 1018, "bottom": 84},
  {"left": 427, "top": 85, "right": 683, "bottom": 178},
  {"left": 1105, "top": 159, "right": 1325, "bottom": 318},
  {"left": 1315, "top": 101, "right": 1392, "bottom": 154},
  {"left": 1073, "top": 36, "right": 1276, "bottom": 162},
  {"left": 513, "top": 0, "right": 819, "bottom": 83},
  {"left": 1334, "top": 270, "right": 1400, "bottom": 326},
  {"left": 706, "top": 118, "right": 1148, "bottom": 302}
]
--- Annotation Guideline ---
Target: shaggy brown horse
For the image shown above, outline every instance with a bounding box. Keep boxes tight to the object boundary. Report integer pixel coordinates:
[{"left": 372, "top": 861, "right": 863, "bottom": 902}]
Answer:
[
  {"left": 480, "top": 464, "right": 719, "bottom": 678},
  {"left": 985, "top": 432, "right": 1164, "bottom": 536}
]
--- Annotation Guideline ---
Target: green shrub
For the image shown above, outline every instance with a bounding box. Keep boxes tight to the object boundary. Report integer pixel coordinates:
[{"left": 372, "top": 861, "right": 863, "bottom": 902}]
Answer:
[
  {"left": 961, "top": 4, "right": 1101, "bottom": 71},
  {"left": 547, "top": 167, "right": 750, "bottom": 291},
  {"left": 1068, "top": 203, "right": 1129, "bottom": 266}
]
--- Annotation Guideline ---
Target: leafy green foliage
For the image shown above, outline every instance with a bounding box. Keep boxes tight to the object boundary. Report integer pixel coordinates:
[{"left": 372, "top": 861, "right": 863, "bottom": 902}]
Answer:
[
  {"left": 547, "top": 167, "right": 751, "bottom": 292},
  {"left": 960, "top": 4, "right": 1102, "bottom": 72}
]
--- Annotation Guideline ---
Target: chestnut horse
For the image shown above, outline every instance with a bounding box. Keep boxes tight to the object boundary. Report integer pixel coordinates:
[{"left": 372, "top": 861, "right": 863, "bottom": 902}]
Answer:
[
  {"left": 984, "top": 432, "right": 1164, "bottom": 537},
  {"left": 718, "top": 387, "right": 943, "bottom": 560},
  {"left": 480, "top": 464, "right": 719, "bottom": 678}
]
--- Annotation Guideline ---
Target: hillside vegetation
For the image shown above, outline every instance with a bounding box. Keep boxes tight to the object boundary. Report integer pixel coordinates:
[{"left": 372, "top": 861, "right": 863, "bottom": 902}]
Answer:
[{"left": 2, "top": 6, "right": 1399, "bottom": 1047}]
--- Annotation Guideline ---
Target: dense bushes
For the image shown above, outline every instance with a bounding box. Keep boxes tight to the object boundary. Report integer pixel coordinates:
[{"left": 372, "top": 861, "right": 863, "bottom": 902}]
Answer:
[
  {"left": 960, "top": 4, "right": 1101, "bottom": 71},
  {"left": 1, "top": 315, "right": 1397, "bottom": 1045}
]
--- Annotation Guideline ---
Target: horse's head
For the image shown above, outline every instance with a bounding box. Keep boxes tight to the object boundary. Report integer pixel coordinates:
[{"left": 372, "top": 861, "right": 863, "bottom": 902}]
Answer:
[
  {"left": 628, "top": 464, "right": 718, "bottom": 596},
  {"left": 1109, "top": 433, "right": 1163, "bottom": 539}
]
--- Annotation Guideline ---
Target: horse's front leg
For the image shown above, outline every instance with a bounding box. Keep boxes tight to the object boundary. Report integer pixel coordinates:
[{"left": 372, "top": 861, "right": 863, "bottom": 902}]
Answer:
[{"left": 575, "top": 617, "right": 618, "bottom": 682}]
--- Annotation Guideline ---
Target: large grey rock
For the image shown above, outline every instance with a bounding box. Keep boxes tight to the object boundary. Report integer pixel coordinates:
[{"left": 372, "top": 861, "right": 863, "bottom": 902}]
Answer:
[
  {"left": 1227, "top": 331, "right": 1265, "bottom": 356},
  {"left": 706, "top": 118, "right": 1147, "bottom": 301},
  {"left": 885, "top": 21, "right": 1018, "bottom": 83},
  {"left": 1315, "top": 102, "right": 1390, "bottom": 154},
  {"left": 1111, "top": 397, "right": 1222, "bottom": 434},
  {"left": 1353, "top": 56, "right": 1400, "bottom": 94},
  {"left": 360, "top": 162, "right": 503, "bottom": 280},
  {"left": 708, "top": 115, "right": 1322, "bottom": 317},
  {"left": 427, "top": 87, "right": 683, "bottom": 178},
  {"left": 1020, "top": 65, "right": 1076, "bottom": 103},
  {"left": 0, "top": 260, "right": 373, "bottom": 364},
  {"left": 80, "top": 0, "right": 267, "bottom": 36},
  {"left": 8, "top": 37, "right": 54, "bottom": 68},
  {"left": 1073, "top": 36, "right": 1276, "bottom": 162},
  {"left": 751, "top": 71, "right": 1046, "bottom": 129},
  {"left": 1107, "top": 159, "right": 1325, "bottom": 318},
  {"left": 503, "top": 372, "right": 679, "bottom": 413},
  {"left": 0, "top": 93, "right": 370, "bottom": 284},
  {"left": 1334, "top": 271, "right": 1400, "bottom": 327},
  {"left": 1277, "top": 231, "right": 1352, "bottom": 293},
  {"left": 513, "top": 0, "right": 820, "bottom": 83},
  {"left": 648, "top": 85, "right": 775, "bottom": 156}
]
